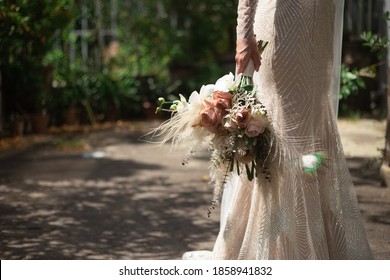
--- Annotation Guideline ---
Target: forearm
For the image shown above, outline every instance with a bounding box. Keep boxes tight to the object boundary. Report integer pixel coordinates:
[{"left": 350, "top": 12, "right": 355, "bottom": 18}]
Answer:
[
  {"left": 236, "top": 0, "right": 259, "bottom": 39},
  {"left": 236, "top": 0, "right": 260, "bottom": 73}
]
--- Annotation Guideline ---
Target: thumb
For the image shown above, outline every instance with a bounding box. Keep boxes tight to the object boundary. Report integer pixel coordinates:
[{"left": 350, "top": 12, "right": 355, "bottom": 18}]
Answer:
[{"left": 235, "top": 53, "right": 249, "bottom": 74}]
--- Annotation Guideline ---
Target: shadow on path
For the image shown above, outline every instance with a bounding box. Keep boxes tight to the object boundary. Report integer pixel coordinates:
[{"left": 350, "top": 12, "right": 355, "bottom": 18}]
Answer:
[
  {"left": 0, "top": 138, "right": 217, "bottom": 259},
  {"left": 0, "top": 138, "right": 388, "bottom": 259},
  {"left": 348, "top": 157, "right": 390, "bottom": 260}
]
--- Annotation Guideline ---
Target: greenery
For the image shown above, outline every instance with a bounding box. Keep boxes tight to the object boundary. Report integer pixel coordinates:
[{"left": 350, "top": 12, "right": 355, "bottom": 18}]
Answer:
[
  {"left": 360, "top": 10, "right": 390, "bottom": 167},
  {"left": 360, "top": 11, "right": 390, "bottom": 59},
  {"left": 339, "top": 64, "right": 366, "bottom": 101},
  {"left": 0, "top": 0, "right": 239, "bottom": 130},
  {"left": 0, "top": 0, "right": 73, "bottom": 64},
  {"left": 0, "top": 0, "right": 74, "bottom": 115},
  {"left": 339, "top": 11, "right": 390, "bottom": 117},
  {"left": 6, "top": 1, "right": 387, "bottom": 131},
  {"left": 116, "top": 0, "right": 237, "bottom": 94}
]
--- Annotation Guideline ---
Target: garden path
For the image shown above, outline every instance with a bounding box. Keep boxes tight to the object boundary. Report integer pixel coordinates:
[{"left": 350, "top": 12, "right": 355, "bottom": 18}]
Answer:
[{"left": 0, "top": 119, "right": 388, "bottom": 259}]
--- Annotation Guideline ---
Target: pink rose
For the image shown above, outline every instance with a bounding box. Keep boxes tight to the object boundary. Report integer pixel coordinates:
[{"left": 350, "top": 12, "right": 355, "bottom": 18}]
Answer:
[
  {"left": 235, "top": 109, "right": 251, "bottom": 128},
  {"left": 200, "top": 108, "right": 218, "bottom": 128},
  {"left": 215, "top": 98, "right": 231, "bottom": 110},
  {"left": 213, "top": 91, "right": 231, "bottom": 100},
  {"left": 213, "top": 91, "right": 232, "bottom": 110},
  {"left": 203, "top": 99, "right": 217, "bottom": 108},
  {"left": 199, "top": 108, "right": 224, "bottom": 132},
  {"left": 245, "top": 118, "right": 266, "bottom": 138}
]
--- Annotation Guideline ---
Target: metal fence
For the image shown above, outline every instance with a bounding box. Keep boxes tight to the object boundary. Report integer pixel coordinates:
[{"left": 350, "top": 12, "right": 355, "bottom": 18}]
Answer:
[
  {"left": 344, "top": 0, "right": 387, "bottom": 41},
  {"left": 69, "top": 0, "right": 119, "bottom": 67},
  {"left": 70, "top": 0, "right": 387, "bottom": 62}
]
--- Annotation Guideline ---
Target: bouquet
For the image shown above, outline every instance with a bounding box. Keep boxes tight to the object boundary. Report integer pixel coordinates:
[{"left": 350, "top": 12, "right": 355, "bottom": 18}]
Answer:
[{"left": 149, "top": 40, "right": 325, "bottom": 215}]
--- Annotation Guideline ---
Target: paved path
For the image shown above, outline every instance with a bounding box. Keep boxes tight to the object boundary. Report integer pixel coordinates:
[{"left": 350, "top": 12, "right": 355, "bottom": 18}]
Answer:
[{"left": 0, "top": 119, "right": 389, "bottom": 259}]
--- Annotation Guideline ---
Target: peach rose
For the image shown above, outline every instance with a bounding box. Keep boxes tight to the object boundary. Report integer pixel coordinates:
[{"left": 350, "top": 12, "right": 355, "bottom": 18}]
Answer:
[
  {"left": 199, "top": 108, "right": 224, "bottom": 131},
  {"left": 235, "top": 109, "right": 251, "bottom": 128},
  {"left": 245, "top": 118, "right": 266, "bottom": 138},
  {"left": 203, "top": 99, "right": 217, "bottom": 108},
  {"left": 213, "top": 91, "right": 232, "bottom": 110},
  {"left": 215, "top": 98, "right": 231, "bottom": 110}
]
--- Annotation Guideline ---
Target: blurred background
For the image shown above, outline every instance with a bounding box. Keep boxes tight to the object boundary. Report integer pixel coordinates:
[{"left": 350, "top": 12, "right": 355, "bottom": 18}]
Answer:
[
  {"left": 0, "top": 0, "right": 389, "bottom": 260},
  {"left": 0, "top": 0, "right": 389, "bottom": 133},
  {"left": 0, "top": 0, "right": 239, "bottom": 132}
]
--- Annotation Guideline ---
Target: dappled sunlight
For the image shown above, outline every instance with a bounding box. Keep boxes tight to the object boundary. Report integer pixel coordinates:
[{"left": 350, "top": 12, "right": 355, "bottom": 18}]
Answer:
[
  {"left": 0, "top": 139, "right": 218, "bottom": 259},
  {"left": 1, "top": 120, "right": 388, "bottom": 259}
]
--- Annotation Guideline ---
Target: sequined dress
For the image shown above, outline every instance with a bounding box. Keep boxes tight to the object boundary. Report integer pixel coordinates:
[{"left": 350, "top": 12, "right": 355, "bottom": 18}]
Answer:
[{"left": 185, "top": 0, "right": 373, "bottom": 260}]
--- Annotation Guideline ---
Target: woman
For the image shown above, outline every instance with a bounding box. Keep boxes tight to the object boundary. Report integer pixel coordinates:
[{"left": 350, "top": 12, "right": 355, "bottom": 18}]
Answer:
[{"left": 210, "top": 0, "right": 373, "bottom": 259}]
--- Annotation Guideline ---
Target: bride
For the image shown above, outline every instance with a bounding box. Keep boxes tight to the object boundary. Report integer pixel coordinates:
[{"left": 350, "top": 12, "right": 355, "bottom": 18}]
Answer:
[{"left": 184, "top": 0, "right": 373, "bottom": 260}]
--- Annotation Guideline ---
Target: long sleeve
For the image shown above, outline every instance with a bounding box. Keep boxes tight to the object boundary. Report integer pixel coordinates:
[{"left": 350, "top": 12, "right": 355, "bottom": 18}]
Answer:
[{"left": 236, "top": 0, "right": 259, "bottom": 39}]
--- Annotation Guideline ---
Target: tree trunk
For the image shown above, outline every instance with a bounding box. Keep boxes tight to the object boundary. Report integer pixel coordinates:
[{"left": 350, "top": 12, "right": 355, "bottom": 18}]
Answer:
[
  {"left": 380, "top": 67, "right": 390, "bottom": 187},
  {"left": 380, "top": 0, "right": 390, "bottom": 187},
  {"left": 385, "top": 68, "right": 390, "bottom": 164},
  {"left": 0, "top": 70, "right": 3, "bottom": 136}
]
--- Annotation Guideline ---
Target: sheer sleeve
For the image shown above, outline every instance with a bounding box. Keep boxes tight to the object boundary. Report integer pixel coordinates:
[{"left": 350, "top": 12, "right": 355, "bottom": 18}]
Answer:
[
  {"left": 331, "top": 0, "right": 345, "bottom": 118},
  {"left": 236, "top": 0, "right": 259, "bottom": 39}
]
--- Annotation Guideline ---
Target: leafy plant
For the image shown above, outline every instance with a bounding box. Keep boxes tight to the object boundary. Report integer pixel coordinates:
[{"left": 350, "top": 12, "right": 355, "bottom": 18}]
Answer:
[
  {"left": 360, "top": 11, "right": 390, "bottom": 59},
  {"left": 0, "top": 0, "right": 74, "bottom": 115},
  {"left": 339, "top": 64, "right": 366, "bottom": 100},
  {"left": 359, "top": 11, "right": 390, "bottom": 172},
  {"left": 1, "top": 0, "right": 239, "bottom": 126},
  {"left": 339, "top": 11, "right": 390, "bottom": 116}
]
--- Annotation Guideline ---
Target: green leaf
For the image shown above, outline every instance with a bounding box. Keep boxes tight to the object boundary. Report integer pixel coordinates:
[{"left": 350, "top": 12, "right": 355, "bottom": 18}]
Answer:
[
  {"left": 356, "top": 78, "right": 365, "bottom": 88},
  {"left": 245, "top": 164, "right": 253, "bottom": 181},
  {"left": 345, "top": 72, "right": 357, "bottom": 80}
]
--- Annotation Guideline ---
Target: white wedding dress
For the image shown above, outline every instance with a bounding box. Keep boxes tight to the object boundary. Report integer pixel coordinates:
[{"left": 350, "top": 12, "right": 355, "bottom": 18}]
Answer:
[{"left": 183, "top": 0, "right": 373, "bottom": 260}]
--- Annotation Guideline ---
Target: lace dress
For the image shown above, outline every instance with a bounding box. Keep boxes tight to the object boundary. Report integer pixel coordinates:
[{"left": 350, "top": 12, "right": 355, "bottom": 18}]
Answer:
[{"left": 184, "top": 0, "right": 373, "bottom": 260}]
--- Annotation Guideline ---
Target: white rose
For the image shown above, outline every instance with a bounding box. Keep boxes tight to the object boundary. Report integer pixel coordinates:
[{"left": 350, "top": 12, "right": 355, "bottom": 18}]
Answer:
[
  {"left": 302, "top": 154, "right": 318, "bottom": 169},
  {"left": 199, "top": 84, "right": 215, "bottom": 100},
  {"left": 214, "top": 73, "right": 235, "bottom": 92},
  {"left": 245, "top": 118, "right": 265, "bottom": 138}
]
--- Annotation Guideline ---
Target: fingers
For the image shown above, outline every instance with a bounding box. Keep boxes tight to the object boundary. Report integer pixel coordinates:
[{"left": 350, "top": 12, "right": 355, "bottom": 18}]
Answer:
[
  {"left": 235, "top": 38, "right": 251, "bottom": 74},
  {"left": 235, "top": 52, "right": 250, "bottom": 74},
  {"left": 235, "top": 37, "right": 261, "bottom": 74}
]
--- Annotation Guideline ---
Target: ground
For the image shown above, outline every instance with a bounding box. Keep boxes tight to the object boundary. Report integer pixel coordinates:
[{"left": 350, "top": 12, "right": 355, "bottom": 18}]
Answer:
[{"left": 0, "top": 119, "right": 389, "bottom": 259}]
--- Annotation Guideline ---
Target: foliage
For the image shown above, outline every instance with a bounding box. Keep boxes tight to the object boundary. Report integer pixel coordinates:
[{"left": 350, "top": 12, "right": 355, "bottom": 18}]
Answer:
[
  {"left": 339, "top": 11, "right": 390, "bottom": 117},
  {"left": 339, "top": 64, "right": 366, "bottom": 100},
  {"left": 117, "top": 0, "right": 237, "bottom": 93},
  {"left": 0, "top": 0, "right": 73, "bottom": 67},
  {"left": 49, "top": 0, "right": 239, "bottom": 122},
  {"left": 0, "top": 0, "right": 74, "bottom": 114},
  {"left": 361, "top": 31, "right": 389, "bottom": 59},
  {"left": 1, "top": 0, "right": 239, "bottom": 127},
  {"left": 360, "top": 11, "right": 390, "bottom": 59}
]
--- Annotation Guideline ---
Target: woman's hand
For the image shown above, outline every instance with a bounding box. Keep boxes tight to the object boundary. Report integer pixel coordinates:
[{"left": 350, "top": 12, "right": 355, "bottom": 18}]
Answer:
[{"left": 235, "top": 36, "right": 261, "bottom": 74}]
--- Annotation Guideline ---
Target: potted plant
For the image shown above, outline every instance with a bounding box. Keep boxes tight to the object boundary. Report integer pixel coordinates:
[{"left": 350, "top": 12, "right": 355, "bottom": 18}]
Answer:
[
  {"left": 9, "top": 113, "right": 25, "bottom": 136},
  {"left": 59, "top": 86, "right": 81, "bottom": 126}
]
